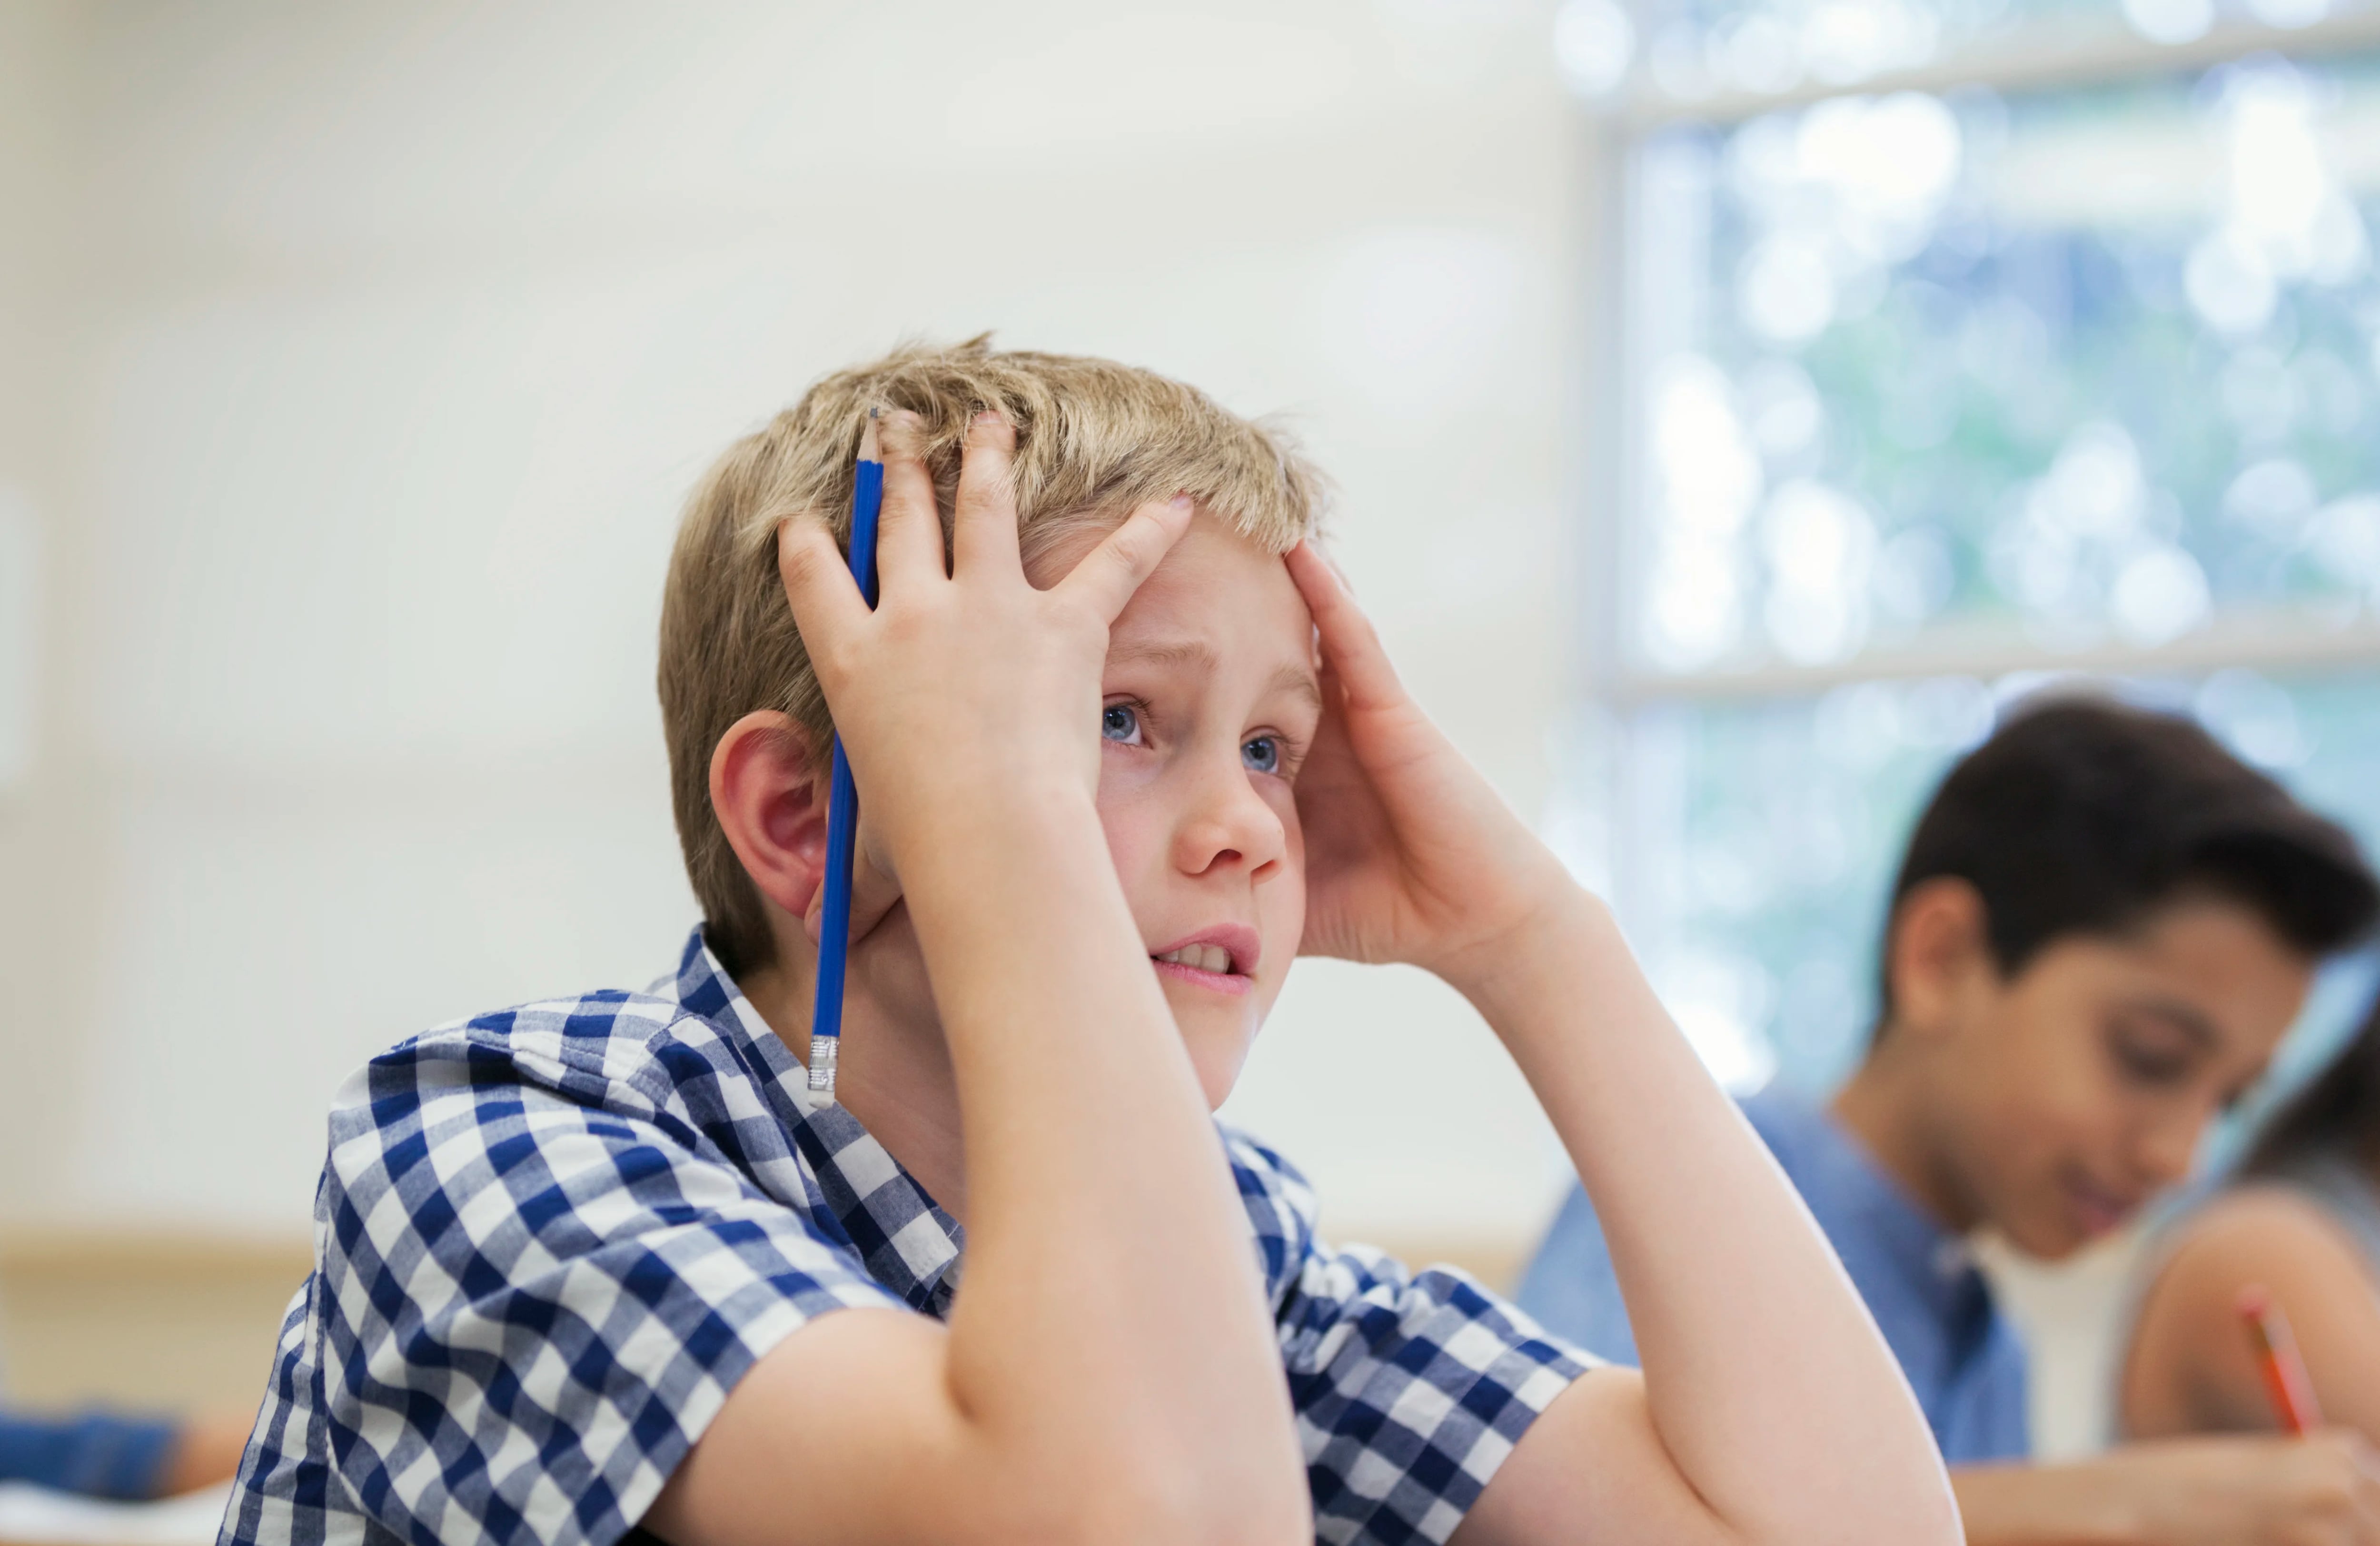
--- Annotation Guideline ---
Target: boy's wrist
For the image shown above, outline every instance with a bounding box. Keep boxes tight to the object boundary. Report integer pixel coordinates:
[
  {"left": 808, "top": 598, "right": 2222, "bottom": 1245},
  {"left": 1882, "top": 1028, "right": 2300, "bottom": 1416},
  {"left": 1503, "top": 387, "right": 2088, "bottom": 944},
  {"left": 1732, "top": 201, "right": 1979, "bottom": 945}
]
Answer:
[
  {"left": 885, "top": 780, "right": 1107, "bottom": 896},
  {"left": 1438, "top": 881, "right": 1608, "bottom": 1030}
]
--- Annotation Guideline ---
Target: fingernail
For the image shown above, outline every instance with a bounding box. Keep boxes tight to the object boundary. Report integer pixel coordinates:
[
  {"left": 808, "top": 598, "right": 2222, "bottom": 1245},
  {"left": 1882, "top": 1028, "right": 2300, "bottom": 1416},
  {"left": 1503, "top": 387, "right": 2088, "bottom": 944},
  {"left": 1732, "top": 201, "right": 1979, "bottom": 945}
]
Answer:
[
  {"left": 973, "top": 410, "right": 1001, "bottom": 429},
  {"left": 1169, "top": 494, "right": 1195, "bottom": 511}
]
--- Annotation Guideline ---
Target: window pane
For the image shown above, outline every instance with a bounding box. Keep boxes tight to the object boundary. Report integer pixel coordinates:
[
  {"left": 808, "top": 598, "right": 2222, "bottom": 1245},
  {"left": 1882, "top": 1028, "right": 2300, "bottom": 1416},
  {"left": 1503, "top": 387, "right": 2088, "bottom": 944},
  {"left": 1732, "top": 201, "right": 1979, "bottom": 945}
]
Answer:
[
  {"left": 1630, "top": 53, "right": 2380, "bottom": 673},
  {"left": 1634, "top": 0, "right": 2380, "bottom": 101},
  {"left": 1614, "top": 672, "right": 2380, "bottom": 1097}
]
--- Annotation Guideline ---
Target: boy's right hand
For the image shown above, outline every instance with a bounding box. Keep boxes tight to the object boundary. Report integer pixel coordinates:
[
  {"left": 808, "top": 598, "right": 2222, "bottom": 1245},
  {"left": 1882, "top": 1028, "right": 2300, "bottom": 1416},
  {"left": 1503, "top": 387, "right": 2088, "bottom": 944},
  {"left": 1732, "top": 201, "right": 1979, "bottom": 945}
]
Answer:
[{"left": 775, "top": 410, "right": 1195, "bottom": 884}]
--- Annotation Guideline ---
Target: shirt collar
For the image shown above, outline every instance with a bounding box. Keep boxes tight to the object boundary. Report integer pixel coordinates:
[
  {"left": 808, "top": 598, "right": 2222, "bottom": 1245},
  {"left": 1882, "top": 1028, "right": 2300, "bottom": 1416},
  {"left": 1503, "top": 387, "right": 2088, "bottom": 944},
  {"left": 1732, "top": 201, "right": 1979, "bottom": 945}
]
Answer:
[
  {"left": 661, "top": 927, "right": 965, "bottom": 1316},
  {"left": 1741, "top": 1086, "right": 1988, "bottom": 1323}
]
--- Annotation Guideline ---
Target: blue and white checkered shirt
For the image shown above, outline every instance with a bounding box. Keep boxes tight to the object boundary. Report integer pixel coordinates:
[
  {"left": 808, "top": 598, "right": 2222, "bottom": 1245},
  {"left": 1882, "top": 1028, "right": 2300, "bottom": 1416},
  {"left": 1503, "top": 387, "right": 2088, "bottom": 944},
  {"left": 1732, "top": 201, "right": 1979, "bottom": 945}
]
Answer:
[{"left": 223, "top": 930, "right": 1591, "bottom": 1546}]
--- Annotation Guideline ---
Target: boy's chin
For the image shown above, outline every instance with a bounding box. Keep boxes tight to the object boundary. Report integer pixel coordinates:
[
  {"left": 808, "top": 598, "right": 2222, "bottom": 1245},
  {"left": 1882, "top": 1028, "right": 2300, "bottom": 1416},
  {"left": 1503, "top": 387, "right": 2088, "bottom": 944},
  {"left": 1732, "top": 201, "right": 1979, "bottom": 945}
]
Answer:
[{"left": 1160, "top": 995, "right": 1263, "bottom": 1111}]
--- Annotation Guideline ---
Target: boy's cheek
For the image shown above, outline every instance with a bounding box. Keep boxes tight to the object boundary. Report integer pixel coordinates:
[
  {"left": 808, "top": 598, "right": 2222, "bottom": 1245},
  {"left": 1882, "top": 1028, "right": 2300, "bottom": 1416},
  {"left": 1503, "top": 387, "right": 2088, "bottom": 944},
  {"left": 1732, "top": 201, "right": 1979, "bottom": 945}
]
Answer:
[
  {"left": 854, "top": 907, "right": 940, "bottom": 1028},
  {"left": 1093, "top": 787, "right": 1168, "bottom": 896},
  {"left": 1255, "top": 871, "right": 1306, "bottom": 1017}
]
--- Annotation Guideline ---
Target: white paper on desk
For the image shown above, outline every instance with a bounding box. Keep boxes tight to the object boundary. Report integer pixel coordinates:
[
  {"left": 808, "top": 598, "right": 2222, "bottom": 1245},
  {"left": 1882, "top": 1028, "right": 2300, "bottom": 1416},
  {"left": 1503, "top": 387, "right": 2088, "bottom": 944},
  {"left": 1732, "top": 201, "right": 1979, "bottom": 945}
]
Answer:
[{"left": 0, "top": 1481, "right": 231, "bottom": 1545}]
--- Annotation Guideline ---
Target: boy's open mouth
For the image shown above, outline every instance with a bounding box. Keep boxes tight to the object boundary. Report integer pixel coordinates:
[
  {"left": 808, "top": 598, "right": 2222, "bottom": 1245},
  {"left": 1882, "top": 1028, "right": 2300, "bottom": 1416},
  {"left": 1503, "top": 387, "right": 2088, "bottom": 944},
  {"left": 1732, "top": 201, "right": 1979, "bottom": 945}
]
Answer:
[
  {"left": 1149, "top": 926, "right": 1260, "bottom": 997},
  {"left": 1155, "top": 943, "right": 1238, "bottom": 974}
]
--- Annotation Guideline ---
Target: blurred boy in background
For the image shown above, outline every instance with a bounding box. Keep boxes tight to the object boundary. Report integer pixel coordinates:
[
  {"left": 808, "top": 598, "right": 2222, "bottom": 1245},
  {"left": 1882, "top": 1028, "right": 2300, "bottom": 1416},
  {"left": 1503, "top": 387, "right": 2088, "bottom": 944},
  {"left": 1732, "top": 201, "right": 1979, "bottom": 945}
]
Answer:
[{"left": 1520, "top": 696, "right": 2380, "bottom": 1546}]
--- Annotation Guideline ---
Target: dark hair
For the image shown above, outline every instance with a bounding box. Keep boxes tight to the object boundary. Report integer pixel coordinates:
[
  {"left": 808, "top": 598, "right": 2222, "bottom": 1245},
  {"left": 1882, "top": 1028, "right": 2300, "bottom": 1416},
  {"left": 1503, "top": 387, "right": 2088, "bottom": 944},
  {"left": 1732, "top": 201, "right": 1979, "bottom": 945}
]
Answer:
[
  {"left": 1876, "top": 693, "right": 2378, "bottom": 1030},
  {"left": 2243, "top": 990, "right": 2380, "bottom": 1177}
]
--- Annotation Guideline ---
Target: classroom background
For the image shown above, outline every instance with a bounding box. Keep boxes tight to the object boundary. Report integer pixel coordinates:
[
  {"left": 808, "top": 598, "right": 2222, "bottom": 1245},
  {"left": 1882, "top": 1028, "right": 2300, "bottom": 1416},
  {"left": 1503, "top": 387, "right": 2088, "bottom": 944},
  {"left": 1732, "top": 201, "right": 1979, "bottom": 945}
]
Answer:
[{"left": 3, "top": 0, "right": 2379, "bottom": 1464}]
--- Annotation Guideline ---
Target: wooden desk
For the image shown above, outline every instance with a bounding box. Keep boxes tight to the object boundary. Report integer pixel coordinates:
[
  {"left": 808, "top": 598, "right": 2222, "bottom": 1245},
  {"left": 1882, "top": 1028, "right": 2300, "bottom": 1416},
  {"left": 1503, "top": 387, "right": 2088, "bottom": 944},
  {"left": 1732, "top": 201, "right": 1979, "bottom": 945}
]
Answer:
[{"left": 0, "top": 1230, "right": 310, "bottom": 1414}]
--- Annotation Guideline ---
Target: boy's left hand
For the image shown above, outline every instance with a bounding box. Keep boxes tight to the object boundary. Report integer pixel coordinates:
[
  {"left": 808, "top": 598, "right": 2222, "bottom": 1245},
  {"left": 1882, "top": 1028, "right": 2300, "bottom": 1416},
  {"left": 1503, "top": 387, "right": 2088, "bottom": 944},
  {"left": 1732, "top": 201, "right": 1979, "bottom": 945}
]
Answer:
[{"left": 1285, "top": 541, "right": 1580, "bottom": 994}]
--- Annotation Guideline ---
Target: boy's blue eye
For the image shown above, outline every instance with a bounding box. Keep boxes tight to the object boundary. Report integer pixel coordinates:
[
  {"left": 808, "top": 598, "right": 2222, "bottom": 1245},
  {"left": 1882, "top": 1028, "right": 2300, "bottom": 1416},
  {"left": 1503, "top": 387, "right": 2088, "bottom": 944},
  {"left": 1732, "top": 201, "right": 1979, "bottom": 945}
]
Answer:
[
  {"left": 1242, "top": 736, "right": 1280, "bottom": 774},
  {"left": 1102, "top": 704, "right": 1142, "bottom": 744}
]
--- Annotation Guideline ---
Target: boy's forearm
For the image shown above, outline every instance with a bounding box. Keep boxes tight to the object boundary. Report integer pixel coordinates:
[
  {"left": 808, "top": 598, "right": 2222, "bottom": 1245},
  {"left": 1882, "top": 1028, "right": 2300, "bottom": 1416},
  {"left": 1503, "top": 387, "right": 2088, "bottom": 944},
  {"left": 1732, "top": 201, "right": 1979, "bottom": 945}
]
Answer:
[
  {"left": 893, "top": 791, "right": 1308, "bottom": 1529},
  {"left": 1464, "top": 893, "right": 1959, "bottom": 1545}
]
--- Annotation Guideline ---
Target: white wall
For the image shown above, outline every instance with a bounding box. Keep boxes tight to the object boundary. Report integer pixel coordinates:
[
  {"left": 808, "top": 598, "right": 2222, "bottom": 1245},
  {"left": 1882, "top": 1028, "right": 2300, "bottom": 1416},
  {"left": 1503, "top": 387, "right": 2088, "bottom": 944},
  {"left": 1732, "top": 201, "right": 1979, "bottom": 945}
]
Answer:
[
  {"left": 0, "top": 0, "right": 90, "bottom": 1214},
  {"left": 0, "top": 0, "right": 1595, "bottom": 1249}
]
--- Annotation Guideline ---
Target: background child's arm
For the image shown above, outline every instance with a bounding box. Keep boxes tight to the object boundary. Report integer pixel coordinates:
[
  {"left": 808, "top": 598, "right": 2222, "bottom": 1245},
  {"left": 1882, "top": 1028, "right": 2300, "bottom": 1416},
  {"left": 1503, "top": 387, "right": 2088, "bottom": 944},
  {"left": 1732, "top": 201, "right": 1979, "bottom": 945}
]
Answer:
[
  {"left": 1952, "top": 1435, "right": 2380, "bottom": 1545},
  {"left": 649, "top": 417, "right": 1309, "bottom": 1546},
  {"left": 2125, "top": 1190, "right": 2380, "bottom": 1442},
  {"left": 1285, "top": 544, "right": 1958, "bottom": 1546}
]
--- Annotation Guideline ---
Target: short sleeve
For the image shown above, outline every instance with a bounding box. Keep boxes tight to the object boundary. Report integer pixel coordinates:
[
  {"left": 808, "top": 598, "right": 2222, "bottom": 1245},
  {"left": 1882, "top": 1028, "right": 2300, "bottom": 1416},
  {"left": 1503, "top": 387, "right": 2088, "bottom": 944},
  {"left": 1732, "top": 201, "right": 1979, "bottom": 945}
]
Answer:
[
  {"left": 1223, "top": 1128, "right": 1594, "bottom": 1546},
  {"left": 302, "top": 1053, "right": 905, "bottom": 1546}
]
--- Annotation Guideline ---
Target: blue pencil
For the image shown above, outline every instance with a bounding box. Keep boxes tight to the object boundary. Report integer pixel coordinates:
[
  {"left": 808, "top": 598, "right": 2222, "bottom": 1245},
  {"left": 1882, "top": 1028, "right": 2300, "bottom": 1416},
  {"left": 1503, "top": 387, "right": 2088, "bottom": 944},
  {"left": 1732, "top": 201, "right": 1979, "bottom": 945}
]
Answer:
[{"left": 808, "top": 409, "right": 883, "bottom": 1101}]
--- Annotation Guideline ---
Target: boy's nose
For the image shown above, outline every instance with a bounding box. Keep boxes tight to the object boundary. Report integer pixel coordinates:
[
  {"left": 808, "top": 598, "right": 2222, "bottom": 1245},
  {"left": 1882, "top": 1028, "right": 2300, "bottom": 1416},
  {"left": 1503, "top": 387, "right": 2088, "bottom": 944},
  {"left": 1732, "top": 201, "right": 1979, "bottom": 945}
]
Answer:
[
  {"left": 1173, "top": 758, "right": 1287, "bottom": 878},
  {"left": 2134, "top": 1103, "right": 2207, "bottom": 1189}
]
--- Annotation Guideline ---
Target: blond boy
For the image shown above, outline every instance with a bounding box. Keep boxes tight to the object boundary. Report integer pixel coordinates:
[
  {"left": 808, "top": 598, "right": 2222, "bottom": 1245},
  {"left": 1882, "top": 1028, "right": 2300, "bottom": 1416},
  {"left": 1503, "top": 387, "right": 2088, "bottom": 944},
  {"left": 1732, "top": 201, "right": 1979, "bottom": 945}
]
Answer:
[{"left": 224, "top": 343, "right": 1958, "bottom": 1546}]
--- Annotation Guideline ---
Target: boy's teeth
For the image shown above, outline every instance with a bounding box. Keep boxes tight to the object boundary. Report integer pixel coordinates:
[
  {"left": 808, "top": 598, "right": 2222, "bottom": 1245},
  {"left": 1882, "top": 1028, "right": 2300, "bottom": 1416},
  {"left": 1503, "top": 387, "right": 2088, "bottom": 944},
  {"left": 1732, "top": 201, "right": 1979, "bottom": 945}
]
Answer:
[{"left": 1156, "top": 944, "right": 1233, "bottom": 974}]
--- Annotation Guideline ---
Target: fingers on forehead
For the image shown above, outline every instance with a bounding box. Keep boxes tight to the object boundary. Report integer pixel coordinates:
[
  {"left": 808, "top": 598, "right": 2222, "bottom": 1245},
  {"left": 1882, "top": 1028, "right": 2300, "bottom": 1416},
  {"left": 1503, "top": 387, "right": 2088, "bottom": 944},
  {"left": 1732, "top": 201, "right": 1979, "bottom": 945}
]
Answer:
[
  {"left": 776, "top": 519, "right": 867, "bottom": 632},
  {"left": 873, "top": 406, "right": 1017, "bottom": 514},
  {"left": 965, "top": 406, "right": 1018, "bottom": 451},
  {"left": 876, "top": 406, "right": 932, "bottom": 458},
  {"left": 1286, "top": 542, "right": 1350, "bottom": 616},
  {"left": 957, "top": 410, "right": 1018, "bottom": 490},
  {"left": 877, "top": 414, "right": 942, "bottom": 506},
  {"left": 1288, "top": 543, "right": 1398, "bottom": 694},
  {"left": 873, "top": 403, "right": 1018, "bottom": 462}
]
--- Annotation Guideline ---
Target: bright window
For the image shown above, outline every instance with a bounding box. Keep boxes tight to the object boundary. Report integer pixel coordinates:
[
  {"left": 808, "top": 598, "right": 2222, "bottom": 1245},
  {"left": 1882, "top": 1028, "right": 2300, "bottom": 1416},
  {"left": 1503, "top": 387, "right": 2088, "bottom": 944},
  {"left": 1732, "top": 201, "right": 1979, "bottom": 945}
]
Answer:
[{"left": 1571, "top": 0, "right": 2380, "bottom": 1096}]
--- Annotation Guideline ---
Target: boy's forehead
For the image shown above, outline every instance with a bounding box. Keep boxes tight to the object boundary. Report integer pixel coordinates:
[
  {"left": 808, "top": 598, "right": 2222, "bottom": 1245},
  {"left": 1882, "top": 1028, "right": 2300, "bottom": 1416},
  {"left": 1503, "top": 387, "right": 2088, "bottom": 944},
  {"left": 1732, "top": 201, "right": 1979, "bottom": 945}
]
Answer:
[
  {"left": 1105, "top": 516, "right": 1316, "bottom": 666},
  {"left": 2046, "top": 896, "right": 2315, "bottom": 1062}
]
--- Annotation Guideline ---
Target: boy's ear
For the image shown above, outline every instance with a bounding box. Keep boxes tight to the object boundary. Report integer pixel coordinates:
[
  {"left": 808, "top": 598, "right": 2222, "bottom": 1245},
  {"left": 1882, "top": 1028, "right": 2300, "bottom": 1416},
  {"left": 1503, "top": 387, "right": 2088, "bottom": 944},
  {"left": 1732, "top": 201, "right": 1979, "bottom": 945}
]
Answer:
[
  {"left": 1887, "top": 876, "right": 1996, "bottom": 1041},
  {"left": 709, "top": 712, "right": 831, "bottom": 925}
]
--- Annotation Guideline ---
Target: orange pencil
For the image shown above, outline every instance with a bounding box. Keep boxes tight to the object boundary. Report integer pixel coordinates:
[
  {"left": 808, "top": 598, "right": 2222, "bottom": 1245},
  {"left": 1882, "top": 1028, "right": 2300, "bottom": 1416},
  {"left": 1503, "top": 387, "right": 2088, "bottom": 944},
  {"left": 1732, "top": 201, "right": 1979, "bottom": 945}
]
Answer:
[{"left": 2238, "top": 1285, "right": 2322, "bottom": 1434}]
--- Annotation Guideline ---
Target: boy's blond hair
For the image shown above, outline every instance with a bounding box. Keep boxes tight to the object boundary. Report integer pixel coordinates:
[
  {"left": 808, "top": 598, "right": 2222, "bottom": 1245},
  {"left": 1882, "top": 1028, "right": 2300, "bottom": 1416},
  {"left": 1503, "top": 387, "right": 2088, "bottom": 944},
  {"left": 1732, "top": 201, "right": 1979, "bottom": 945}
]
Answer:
[{"left": 658, "top": 337, "right": 1328, "bottom": 975}]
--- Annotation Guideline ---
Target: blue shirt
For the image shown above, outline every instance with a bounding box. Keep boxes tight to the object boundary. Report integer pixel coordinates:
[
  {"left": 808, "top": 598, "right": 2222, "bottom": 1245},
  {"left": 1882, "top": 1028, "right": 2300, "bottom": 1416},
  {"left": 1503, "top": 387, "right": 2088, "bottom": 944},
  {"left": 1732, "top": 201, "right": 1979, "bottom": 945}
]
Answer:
[
  {"left": 225, "top": 928, "right": 1593, "bottom": 1546},
  {"left": 1515, "top": 1086, "right": 2029, "bottom": 1463}
]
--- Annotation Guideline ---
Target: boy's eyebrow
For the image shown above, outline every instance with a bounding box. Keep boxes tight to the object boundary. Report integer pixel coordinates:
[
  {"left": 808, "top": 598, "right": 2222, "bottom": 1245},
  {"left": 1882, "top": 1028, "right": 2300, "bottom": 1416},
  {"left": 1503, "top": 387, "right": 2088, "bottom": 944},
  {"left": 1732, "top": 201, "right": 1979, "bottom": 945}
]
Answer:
[
  {"left": 1109, "top": 640, "right": 1219, "bottom": 673},
  {"left": 1269, "top": 663, "right": 1325, "bottom": 713},
  {"left": 1108, "top": 640, "right": 1324, "bottom": 712}
]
